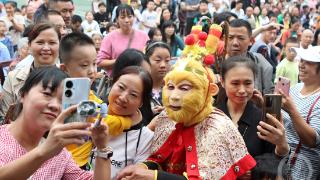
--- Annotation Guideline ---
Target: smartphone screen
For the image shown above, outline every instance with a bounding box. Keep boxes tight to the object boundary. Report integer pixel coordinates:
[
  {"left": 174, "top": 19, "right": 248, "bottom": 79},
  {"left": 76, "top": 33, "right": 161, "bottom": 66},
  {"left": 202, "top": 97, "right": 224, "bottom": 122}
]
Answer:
[{"left": 263, "top": 94, "right": 282, "bottom": 126}]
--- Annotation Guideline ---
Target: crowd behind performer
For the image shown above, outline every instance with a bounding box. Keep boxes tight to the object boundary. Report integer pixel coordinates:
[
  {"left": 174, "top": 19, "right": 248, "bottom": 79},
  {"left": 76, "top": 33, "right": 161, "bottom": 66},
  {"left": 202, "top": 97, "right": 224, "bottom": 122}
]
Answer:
[
  {"left": 145, "top": 41, "right": 171, "bottom": 119},
  {"left": 93, "top": 66, "right": 153, "bottom": 179},
  {"left": 81, "top": 11, "right": 100, "bottom": 37},
  {"left": 280, "top": 47, "right": 320, "bottom": 179},
  {"left": 0, "top": 66, "right": 110, "bottom": 179},
  {"left": 48, "top": 0, "right": 74, "bottom": 29},
  {"left": 161, "top": 20, "right": 184, "bottom": 57},
  {"left": 97, "top": 4, "right": 149, "bottom": 73},
  {"left": 226, "top": 19, "right": 273, "bottom": 94},
  {"left": 147, "top": 27, "right": 162, "bottom": 42},
  {"left": 117, "top": 29, "right": 256, "bottom": 179},
  {"left": 0, "top": 1, "right": 25, "bottom": 52},
  {"left": 217, "top": 56, "right": 289, "bottom": 179},
  {"left": 0, "top": 23, "right": 60, "bottom": 117}
]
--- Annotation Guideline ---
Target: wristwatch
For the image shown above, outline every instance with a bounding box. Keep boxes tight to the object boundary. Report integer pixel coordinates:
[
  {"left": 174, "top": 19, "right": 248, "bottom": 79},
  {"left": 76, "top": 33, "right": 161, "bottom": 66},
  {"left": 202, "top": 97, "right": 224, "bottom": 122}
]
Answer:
[{"left": 93, "top": 146, "right": 113, "bottom": 159}]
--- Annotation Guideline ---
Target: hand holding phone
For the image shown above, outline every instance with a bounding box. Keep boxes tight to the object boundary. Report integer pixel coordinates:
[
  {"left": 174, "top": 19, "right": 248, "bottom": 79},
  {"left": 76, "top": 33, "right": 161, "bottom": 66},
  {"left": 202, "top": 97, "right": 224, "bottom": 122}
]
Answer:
[
  {"left": 62, "top": 78, "right": 90, "bottom": 123},
  {"left": 274, "top": 76, "right": 290, "bottom": 96},
  {"left": 263, "top": 94, "right": 282, "bottom": 126}
]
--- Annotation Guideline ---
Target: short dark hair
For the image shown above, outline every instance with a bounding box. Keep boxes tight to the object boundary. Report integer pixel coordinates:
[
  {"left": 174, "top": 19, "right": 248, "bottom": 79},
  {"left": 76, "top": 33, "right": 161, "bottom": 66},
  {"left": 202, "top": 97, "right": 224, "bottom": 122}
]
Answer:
[
  {"left": 112, "top": 49, "right": 150, "bottom": 78},
  {"left": 213, "top": 11, "right": 238, "bottom": 24},
  {"left": 13, "top": 66, "right": 68, "bottom": 120},
  {"left": 71, "top": 14, "right": 82, "bottom": 24},
  {"left": 49, "top": 0, "right": 74, "bottom": 8},
  {"left": 147, "top": 27, "right": 161, "bottom": 40},
  {"left": 105, "top": 22, "right": 117, "bottom": 32},
  {"left": 4, "top": 1, "right": 17, "bottom": 8},
  {"left": 229, "top": 19, "right": 252, "bottom": 37},
  {"left": 98, "top": 2, "right": 106, "bottom": 8},
  {"left": 145, "top": 41, "right": 171, "bottom": 58},
  {"left": 200, "top": 0, "right": 208, "bottom": 4},
  {"left": 36, "top": 9, "right": 62, "bottom": 23},
  {"left": 285, "top": 37, "right": 298, "bottom": 46},
  {"left": 115, "top": 4, "right": 134, "bottom": 20},
  {"left": 28, "top": 23, "right": 61, "bottom": 44},
  {"left": 59, "top": 32, "right": 95, "bottom": 63},
  {"left": 221, "top": 56, "right": 257, "bottom": 80},
  {"left": 312, "top": 29, "right": 320, "bottom": 46}
]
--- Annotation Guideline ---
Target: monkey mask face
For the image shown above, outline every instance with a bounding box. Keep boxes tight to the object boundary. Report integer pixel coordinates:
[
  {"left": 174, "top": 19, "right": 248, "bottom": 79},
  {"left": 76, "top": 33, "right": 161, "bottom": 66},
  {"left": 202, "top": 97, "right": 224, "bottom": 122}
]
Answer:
[{"left": 162, "top": 59, "right": 219, "bottom": 127}]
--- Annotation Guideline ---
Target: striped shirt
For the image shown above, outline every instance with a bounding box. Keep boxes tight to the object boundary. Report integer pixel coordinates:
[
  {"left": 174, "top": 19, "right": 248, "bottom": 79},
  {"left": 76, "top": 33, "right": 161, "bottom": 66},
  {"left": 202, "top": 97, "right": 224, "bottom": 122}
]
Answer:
[{"left": 282, "top": 83, "right": 320, "bottom": 179}]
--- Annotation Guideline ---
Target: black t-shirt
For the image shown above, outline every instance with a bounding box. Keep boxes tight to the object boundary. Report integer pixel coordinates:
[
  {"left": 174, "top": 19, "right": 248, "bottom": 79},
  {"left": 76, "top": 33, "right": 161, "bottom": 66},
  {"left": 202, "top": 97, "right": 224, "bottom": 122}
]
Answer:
[{"left": 94, "top": 12, "right": 109, "bottom": 24}]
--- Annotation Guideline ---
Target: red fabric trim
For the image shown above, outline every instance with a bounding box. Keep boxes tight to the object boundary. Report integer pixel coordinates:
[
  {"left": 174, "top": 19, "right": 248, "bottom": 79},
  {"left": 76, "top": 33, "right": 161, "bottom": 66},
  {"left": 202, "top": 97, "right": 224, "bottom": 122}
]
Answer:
[
  {"left": 221, "top": 154, "right": 256, "bottom": 180},
  {"left": 183, "top": 126, "right": 201, "bottom": 180}
]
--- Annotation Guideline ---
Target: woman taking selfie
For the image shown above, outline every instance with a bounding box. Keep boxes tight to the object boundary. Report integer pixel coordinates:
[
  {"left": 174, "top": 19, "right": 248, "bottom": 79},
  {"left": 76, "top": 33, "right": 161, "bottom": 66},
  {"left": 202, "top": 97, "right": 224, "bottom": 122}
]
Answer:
[
  {"left": 97, "top": 4, "right": 149, "bottom": 73},
  {"left": 216, "top": 56, "right": 289, "bottom": 179},
  {"left": 0, "top": 23, "right": 60, "bottom": 117},
  {"left": 281, "top": 47, "right": 320, "bottom": 179},
  {"left": 99, "top": 66, "right": 154, "bottom": 179},
  {"left": 0, "top": 66, "right": 110, "bottom": 179}
]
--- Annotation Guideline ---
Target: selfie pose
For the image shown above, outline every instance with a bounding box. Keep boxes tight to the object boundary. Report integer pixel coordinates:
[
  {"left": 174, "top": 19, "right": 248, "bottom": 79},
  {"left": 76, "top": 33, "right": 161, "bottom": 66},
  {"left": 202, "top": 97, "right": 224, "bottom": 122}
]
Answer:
[
  {"left": 281, "top": 47, "right": 320, "bottom": 179},
  {"left": 0, "top": 67, "right": 110, "bottom": 179},
  {"left": 216, "top": 56, "right": 289, "bottom": 179}
]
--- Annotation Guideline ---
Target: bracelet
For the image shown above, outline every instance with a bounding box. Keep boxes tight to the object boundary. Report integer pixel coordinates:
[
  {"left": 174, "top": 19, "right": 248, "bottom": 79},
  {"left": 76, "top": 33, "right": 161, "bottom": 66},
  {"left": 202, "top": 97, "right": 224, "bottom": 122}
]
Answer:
[
  {"left": 154, "top": 170, "right": 158, "bottom": 180},
  {"left": 93, "top": 146, "right": 113, "bottom": 159}
]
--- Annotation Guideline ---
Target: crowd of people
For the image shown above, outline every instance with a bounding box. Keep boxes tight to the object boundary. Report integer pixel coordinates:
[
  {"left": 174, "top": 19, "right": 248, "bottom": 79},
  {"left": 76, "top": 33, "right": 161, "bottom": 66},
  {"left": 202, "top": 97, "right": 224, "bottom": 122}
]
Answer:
[{"left": 0, "top": 0, "right": 319, "bottom": 179}]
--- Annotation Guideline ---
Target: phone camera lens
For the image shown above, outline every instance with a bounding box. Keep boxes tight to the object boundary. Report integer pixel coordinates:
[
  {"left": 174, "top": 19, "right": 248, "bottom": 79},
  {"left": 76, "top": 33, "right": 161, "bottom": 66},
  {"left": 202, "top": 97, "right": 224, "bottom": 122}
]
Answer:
[
  {"left": 65, "top": 90, "right": 72, "bottom": 97},
  {"left": 66, "top": 81, "right": 73, "bottom": 88}
]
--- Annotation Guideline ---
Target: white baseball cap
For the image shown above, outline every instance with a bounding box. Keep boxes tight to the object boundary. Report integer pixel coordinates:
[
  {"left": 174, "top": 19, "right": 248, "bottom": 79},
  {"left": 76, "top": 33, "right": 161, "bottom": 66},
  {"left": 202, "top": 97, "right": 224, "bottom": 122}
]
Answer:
[{"left": 293, "top": 46, "right": 320, "bottom": 63}]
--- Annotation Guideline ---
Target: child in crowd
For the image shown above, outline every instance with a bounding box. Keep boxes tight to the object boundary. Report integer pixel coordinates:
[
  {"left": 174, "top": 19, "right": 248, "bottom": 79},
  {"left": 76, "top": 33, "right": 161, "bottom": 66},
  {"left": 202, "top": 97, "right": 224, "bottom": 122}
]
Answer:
[
  {"left": 59, "top": 33, "right": 132, "bottom": 170},
  {"left": 275, "top": 37, "right": 300, "bottom": 86},
  {"left": 71, "top": 14, "right": 83, "bottom": 33},
  {"left": 147, "top": 27, "right": 162, "bottom": 42},
  {"left": 94, "top": 2, "right": 109, "bottom": 34},
  {"left": 104, "top": 22, "right": 117, "bottom": 35},
  {"left": 0, "top": 20, "right": 13, "bottom": 58},
  {"left": 141, "top": 0, "right": 157, "bottom": 33},
  {"left": 131, "top": 0, "right": 143, "bottom": 30},
  {"left": 81, "top": 11, "right": 101, "bottom": 37}
]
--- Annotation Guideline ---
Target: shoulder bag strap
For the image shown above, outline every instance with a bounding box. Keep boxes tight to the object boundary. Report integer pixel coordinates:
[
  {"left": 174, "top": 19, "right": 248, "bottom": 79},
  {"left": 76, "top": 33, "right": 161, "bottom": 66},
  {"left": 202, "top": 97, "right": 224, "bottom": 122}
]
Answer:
[
  {"left": 127, "top": 30, "right": 135, "bottom": 49},
  {"left": 290, "top": 95, "right": 320, "bottom": 166}
]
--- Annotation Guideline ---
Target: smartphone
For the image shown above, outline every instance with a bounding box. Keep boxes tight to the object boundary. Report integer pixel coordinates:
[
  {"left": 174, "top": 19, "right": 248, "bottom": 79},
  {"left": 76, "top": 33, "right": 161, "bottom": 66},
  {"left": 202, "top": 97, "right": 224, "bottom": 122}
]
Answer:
[
  {"left": 263, "top": 94, "right": 282, "bottom": 126},
  {"left": 62, "top": 78, "right": 91, "bottom": 123},
  {"left": 274, "top": 76, "right": 290, "bottom": 96}
]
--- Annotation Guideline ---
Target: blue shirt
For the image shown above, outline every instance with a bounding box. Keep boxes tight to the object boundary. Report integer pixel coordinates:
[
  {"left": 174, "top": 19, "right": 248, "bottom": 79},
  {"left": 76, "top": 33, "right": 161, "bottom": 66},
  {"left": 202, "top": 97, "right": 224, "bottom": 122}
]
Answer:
[{"left": 0, "top": 42, "right": 10, "bottom": 62}]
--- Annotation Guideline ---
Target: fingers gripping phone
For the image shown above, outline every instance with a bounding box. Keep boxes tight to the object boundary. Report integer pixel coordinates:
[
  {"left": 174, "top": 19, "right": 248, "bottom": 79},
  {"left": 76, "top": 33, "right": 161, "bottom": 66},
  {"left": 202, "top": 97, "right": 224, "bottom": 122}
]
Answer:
[
  {"left": 62, "top": 78, "right": 90, "bottom": 123},
  {"left": 263, "top": 94, "right": 282, "bottom": 126},
  {"left": 274, "top": 76, "right": 290, "bottom": 96}
]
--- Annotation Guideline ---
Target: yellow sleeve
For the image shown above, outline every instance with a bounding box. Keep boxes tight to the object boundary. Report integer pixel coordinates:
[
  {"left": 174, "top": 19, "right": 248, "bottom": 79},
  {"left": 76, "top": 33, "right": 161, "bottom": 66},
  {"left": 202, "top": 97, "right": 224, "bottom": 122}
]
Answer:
[{"left": 102, "top": 115, "right": 132, "bottom": 136}]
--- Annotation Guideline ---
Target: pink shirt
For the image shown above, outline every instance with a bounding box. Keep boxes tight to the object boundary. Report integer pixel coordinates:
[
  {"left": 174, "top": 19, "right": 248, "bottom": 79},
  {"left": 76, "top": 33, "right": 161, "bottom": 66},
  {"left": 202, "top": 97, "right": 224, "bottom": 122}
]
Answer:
[
  {"left": 0, "top": 125, "right": 93, "bottom": 180},
  {"left": 97, "top": 29, "right": 149, "bottom": 65}
]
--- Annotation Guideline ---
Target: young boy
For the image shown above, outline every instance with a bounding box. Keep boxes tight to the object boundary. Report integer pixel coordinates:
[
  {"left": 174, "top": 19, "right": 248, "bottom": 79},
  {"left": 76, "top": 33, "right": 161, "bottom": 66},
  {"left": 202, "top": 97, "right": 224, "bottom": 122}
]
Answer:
[
  {"left": 141, "top": 0, "right": 157, "bottom": 33},
  {"left": 0, "top": 20, "right": 14, "bottom": 58},
  {"left": 275, "top": 37, "right": 300, "bottom": 86},
  {"left": 192, "top": 0, "right": 211, "bottom": 33},
  {"left": 94, "top": 2, "right": 109, "bottom": 34},
  {"left": 59, "top": 33, "right": 131, "bottom": 169}
]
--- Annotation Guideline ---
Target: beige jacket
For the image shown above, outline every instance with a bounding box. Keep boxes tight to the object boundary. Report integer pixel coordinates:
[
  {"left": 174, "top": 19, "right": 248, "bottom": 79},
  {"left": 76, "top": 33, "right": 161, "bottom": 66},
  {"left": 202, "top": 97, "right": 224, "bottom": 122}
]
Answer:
[{"left": 0, "top": 63, "right": 32, "bottom": 117}]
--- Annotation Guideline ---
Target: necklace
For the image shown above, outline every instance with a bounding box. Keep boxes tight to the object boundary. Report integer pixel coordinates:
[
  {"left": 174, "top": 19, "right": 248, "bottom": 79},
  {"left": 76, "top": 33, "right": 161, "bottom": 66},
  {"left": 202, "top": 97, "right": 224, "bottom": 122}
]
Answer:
[{"left": 300, "top": 87, "right": 320, "bottom": 98}]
